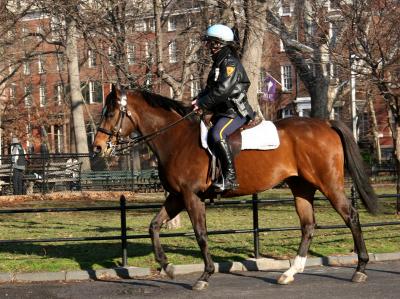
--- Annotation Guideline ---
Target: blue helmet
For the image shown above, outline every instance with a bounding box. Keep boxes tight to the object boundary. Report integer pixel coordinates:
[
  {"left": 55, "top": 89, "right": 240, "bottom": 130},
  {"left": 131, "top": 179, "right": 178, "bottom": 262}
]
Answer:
[{"left": 203, "top": 24, "right": 234, "bottom": 44}]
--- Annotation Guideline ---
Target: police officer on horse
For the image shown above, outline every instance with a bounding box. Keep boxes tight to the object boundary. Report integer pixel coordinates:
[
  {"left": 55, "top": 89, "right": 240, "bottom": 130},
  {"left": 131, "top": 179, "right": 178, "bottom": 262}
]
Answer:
[{"left": 192, "top": 24, "right": 254, "bottom": 192}]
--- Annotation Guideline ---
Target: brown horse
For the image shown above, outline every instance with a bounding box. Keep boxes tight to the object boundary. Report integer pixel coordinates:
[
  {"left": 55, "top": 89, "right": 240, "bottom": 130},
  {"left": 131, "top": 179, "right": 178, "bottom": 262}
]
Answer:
[{"left": 93, "top": 87, "right": 378, "bottom": 290}]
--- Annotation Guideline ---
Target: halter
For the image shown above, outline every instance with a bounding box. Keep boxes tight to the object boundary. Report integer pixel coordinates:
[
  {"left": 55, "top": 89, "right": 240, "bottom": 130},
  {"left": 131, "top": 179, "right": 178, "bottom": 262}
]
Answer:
[{"left": 96, "top": 89, "right": 196, "bottom": 156}]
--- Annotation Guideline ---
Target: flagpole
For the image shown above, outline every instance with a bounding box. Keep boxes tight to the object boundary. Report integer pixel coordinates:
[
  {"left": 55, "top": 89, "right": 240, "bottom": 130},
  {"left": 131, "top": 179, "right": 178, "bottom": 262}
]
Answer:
[{"left": 265, "top": 71, "right": 282, "bottom": 86}]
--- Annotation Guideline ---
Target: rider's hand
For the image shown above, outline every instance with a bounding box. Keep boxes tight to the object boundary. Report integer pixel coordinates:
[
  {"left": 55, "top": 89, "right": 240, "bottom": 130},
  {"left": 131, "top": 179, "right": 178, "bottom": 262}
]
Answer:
[{"left": 191, "top": 98, "right": 202, "bottom": 114}]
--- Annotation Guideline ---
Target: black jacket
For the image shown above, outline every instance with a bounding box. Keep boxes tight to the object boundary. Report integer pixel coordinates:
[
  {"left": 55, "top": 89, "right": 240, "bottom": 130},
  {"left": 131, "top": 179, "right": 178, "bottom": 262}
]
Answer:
[{"left": 197, "top": 47, "right": 254, "bottom": 120}]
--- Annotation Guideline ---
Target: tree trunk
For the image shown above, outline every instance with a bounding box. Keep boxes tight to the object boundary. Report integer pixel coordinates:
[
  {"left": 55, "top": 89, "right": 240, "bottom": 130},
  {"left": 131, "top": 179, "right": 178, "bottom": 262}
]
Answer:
[
  {"left": 310, "top": 77, "right": 329, "bottom": 119},
  {"left": 153, "top": 0, "right": 182, "bottom": 99},
  {"left": 65, "top": 17, "right": 90, "bottom": 170},
  {"left": 241, "top": 0, "right": 268, "bottom": 118},
  {"left": 367, "top": 94, "right": 381, "bottom": 163}
]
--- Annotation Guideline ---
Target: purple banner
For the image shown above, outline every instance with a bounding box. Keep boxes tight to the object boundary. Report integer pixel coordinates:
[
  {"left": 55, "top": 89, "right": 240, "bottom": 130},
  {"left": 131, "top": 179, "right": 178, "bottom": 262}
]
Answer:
[{"left": 261, "top": 75, "right": 277, "bottom": 102}]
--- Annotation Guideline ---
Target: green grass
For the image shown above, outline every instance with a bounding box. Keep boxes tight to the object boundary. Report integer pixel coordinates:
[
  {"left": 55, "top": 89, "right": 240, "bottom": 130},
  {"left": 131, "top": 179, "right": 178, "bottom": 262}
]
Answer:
[{"left": 0, "top": 189, "right": 399, "bottom": 273}]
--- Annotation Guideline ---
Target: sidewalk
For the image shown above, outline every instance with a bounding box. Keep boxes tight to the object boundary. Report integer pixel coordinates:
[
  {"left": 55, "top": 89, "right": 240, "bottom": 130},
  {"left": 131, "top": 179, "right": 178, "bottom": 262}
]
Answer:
[{"left": 1, "top": 252, "right": 399, "bottom": 283}]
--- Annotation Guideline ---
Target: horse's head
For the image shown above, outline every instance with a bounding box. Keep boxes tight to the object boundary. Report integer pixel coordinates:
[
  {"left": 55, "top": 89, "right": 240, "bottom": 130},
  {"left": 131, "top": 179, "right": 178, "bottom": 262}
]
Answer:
[{"left": 92, "top": 85, "right": 137, "bottom": 157}]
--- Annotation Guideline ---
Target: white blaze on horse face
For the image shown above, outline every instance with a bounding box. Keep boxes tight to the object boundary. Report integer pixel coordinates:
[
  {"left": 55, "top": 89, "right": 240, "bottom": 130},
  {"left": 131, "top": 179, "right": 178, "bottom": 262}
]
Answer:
[{"left": 120, "top": 98, "right": 127, "bottom": 107}]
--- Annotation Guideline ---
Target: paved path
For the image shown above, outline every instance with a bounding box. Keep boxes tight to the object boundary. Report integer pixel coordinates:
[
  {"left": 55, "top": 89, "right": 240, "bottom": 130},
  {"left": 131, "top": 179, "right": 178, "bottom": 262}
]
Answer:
[{"left": 0, "top": 260, "right": 399, "bottom": 299}]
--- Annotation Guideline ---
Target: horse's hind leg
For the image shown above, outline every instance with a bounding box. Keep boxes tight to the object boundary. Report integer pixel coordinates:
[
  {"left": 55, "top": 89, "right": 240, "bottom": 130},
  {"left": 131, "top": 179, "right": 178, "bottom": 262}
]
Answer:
[
  {"left": 149, "top": 193, "right": 184, "bottom": 279},
  {"left": 278, "top": 177, "right": 316, "bottom": 285},
  {"left": 325, "top": 188, "right": 369, "bottom": 282}
]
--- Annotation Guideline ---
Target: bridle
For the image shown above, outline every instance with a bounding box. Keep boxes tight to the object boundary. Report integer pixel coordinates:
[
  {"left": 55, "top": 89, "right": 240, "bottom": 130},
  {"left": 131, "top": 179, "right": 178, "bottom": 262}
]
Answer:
[
  {"left": 96, "top": 89, "right": 134, "bottom": 155},
  {"left": 96, "top": 89, "right": 196, "bottom": 156}
]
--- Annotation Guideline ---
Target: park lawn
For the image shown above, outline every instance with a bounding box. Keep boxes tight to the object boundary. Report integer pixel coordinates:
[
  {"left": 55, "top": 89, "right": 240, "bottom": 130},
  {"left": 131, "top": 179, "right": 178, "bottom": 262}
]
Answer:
[{"left": 0, "top": 190, "right": 398, "bottom": 273}]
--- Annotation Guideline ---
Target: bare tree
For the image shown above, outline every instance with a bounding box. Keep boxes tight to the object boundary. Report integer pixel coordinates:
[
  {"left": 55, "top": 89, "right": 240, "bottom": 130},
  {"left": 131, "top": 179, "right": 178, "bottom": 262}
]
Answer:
[{"left": 337, "top": 0, "right": 400, "bottom": 163}]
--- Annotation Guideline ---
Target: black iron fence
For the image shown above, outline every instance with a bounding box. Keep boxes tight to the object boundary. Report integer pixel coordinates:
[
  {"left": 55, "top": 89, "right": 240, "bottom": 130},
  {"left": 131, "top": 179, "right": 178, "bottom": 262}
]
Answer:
[
  {"left": 0, "top": 193, "right": 399, "bottom": 267},
  {"left": 0, "top": 152, "right": 398, "bottom": 195}
]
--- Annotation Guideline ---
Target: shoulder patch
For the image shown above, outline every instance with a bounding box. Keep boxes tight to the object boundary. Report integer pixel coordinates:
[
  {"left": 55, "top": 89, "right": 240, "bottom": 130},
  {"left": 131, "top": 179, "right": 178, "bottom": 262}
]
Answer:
[{"left": 226, "top": 66, "right": 235, "bottom": 77}]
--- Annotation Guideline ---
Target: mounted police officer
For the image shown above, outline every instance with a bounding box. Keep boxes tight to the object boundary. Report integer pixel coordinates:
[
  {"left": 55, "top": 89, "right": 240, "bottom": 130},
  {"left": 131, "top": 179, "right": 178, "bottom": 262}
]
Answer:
[{"left": 192, "top": 24, "right": 254, "bottom": 192}]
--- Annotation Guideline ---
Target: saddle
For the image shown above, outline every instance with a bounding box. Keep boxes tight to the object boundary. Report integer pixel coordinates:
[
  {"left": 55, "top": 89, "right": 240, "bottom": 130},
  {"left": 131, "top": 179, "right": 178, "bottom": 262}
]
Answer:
[
  {"left": 206, "top": 116, "right": 263, "bottom": 182},
  {"left": 228, "top": 116, "right": 263, "bottom": 156}
]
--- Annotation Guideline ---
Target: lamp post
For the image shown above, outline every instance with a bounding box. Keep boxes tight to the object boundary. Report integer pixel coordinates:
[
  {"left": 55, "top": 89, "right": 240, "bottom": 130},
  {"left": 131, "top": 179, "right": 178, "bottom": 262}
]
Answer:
[{"left": 350, "top": 54, "right": 358, "bottom": 142}]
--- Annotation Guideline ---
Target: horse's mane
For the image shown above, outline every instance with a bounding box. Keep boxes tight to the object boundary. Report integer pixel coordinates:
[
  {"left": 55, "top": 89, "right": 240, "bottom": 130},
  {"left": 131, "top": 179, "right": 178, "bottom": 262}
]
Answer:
[{"left": 139, "top": 90, "right": 198, "bottom": 122}]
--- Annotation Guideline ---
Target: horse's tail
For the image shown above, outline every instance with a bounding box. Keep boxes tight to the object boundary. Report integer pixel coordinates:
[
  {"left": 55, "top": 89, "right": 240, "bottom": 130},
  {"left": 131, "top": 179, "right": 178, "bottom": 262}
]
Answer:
[{"left": 330, "top": 120, "right": 379, "bottom": 214}]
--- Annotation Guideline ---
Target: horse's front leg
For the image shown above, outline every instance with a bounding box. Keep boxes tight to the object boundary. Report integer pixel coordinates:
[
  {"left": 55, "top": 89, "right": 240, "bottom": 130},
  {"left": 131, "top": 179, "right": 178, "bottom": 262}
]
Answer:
[
  {"left": 149, "top": 193, "right": 184, "bottom": 279},
  {"left": 182, "top": 189, "right": 215, "bottom": 291}
]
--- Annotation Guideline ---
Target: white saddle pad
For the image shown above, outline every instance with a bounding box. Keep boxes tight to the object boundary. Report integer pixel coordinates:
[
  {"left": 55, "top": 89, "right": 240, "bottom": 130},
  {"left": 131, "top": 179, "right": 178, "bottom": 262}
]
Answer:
[{"left": 200, "top": 120, "right": 280, "bottom": 151}]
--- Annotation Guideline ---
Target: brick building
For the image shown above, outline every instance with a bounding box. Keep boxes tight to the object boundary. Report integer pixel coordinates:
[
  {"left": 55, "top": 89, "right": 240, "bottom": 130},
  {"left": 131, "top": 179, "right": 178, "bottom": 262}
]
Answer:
[{"left": 0, "top": 1, "right": 394, "bottom": 161}]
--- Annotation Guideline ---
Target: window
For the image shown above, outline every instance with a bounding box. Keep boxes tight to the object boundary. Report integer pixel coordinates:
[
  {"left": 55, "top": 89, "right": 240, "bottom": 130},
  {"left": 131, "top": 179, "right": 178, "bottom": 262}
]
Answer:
[
  {"left": 169, "top": 40, "right": 177, "bottom": 63},
  {"left": 21, "top": 26, "right": 28, "bottom": 43},
  {"left": 51, "top": 17, "right": 62, "bottom": 41},
  {"left": 305, "top": 20, "right": 317, "bottom": 43},
  {"left": 127, "top": 44, "right": 135, "bottom": 65},
  {"left": 144, "top": 42, "right": 153, "bottom": 62},
  {"left": 23, "top": 60, "right": 30, "bottom": 75},
  {"left": 189, "top": 38, "right": 198, "bottom": 59},
  {"left": 88, "top": 49, "right": 96, "bottom": 68},
  {"left": 135, "top": 20, "right": 146, "bottom": 32},
  {"left": 279, "top": 39, "right": 285, "bottom": 52},
  {"left": 54, "top": 125, "right": 64, "bottom": 153},
  {"left": 168, "top": 17, "right": 177, "bottom": 31},
  {"left": 190, "top": 76, "right": 201, "bottom": 97},
  {"left": 281, "top": 65, "right": 293, "bottom": 91},
  {"left": 280, "top": 0, "right": 292, "bottom": 16},
  {"left": 54, "top": 84, "right": 63, "bottom": 105},
  {"left": 24, "top": 85, "right": 32, "bottom": 107},
  {"left": 258, "top": 68, "right": 267, "bottom": 93},
  {"left": 281, "top": 107, "right": 293, "bottom": 118},
  {"left": 38, "top": 55, "right": 45, "bottom": 74},
  {"left": 36, "top": 25, "right": 43, "bottom": 41},
  {"left": 9, "top": 84, "right": 16, "bottom": 105},
  {"left": 108, "top": 46, "right": 115, "bottom": 66},
  {"left": 83, "top": 81, "right": 103, "bottom": 104},
  {"left": 39, "top": 85, "right": 46, "bottom": 107},
  {"left": 56, "top": 53, "right": 64, "bottom": 71},
  {"left": 328, "top": 0, "right": 340, "bottom": 11},
  {"left": 146, "top": 19, "right": 155, "bottom": 32}
]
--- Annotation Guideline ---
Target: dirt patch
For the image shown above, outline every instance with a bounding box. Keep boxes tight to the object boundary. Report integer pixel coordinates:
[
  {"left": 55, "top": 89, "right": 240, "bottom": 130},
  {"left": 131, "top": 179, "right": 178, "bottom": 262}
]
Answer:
[{"left": 0, "top": 191, "right": 165, "bottom": 205}]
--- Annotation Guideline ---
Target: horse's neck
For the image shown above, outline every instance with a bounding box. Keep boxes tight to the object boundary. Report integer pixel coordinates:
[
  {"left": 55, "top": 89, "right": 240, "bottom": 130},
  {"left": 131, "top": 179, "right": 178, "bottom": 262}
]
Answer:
[{"left": 137, "top": 109, "right": 197, "bottom": 163}]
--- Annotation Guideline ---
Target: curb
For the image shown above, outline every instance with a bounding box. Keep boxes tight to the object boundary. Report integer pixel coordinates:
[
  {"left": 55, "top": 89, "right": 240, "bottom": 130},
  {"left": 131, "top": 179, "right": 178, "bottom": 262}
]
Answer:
[{"left": 1, "top": 252, "right": 399, "bottom": 284}]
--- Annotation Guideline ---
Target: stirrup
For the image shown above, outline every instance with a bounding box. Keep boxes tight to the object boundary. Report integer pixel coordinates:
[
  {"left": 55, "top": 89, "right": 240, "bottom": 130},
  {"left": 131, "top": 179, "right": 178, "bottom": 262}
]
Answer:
[{"left": 212, "top": 179, "right": 239, "bottom": 192}]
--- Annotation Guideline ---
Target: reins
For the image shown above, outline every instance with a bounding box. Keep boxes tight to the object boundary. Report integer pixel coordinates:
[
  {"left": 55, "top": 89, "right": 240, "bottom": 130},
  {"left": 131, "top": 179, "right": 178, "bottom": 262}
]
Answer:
[
  {"left": 96, "top": 88, "right": 197, "bottom": 156},
  {"left": 115, "top": 110, "right": 196, "bottom": 152}
]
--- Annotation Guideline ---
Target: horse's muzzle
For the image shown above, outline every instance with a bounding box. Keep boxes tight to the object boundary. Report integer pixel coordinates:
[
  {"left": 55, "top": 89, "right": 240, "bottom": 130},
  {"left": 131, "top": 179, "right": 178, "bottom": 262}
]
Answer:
[{"left": 92, "top": 145, "right": 102, "bottom": 156}]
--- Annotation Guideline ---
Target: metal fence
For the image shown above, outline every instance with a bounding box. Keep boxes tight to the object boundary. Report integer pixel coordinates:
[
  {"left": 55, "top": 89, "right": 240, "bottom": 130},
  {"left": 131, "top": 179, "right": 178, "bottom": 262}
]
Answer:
[
  {"left": 0, "top": 152, "right": 398, "bottom": 195},
  {"left": 0, "top": 193, "right": 399, "bottom": 267}
]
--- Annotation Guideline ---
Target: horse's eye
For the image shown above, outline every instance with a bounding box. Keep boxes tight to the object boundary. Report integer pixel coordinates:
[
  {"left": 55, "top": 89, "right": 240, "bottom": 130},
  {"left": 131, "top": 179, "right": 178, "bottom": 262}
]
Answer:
[{"left": 107, "top": 112, "right": 115, "bottom": 118}]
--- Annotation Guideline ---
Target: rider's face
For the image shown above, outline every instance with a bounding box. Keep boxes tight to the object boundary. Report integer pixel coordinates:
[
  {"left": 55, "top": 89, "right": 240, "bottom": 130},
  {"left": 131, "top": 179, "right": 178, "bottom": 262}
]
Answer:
[{"left": 205, "top": 40, "right": 222, "bottom": 55}]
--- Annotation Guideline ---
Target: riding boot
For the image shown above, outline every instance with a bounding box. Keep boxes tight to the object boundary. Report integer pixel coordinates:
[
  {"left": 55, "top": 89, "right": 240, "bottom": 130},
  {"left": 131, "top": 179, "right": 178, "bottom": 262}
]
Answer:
[{"left": 212, "top": 139, "right": 239, "bottom": 192}]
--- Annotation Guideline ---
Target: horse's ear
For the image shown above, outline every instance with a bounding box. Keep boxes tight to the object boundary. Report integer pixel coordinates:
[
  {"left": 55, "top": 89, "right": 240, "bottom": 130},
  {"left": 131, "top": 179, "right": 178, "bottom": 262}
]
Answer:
[{"left": 111, "top": 84, "right": 117, "bottom": 95}]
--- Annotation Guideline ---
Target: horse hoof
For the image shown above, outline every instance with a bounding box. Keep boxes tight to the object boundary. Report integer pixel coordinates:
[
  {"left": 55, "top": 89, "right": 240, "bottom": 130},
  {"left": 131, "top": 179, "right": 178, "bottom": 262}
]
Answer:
[
  {"left": 192, "top": 280, "right": 209, "bottom": 291},
  {"left": 277, "top": 274, "right": 294, "bottom": 285},
  {"left": 164, "top": 263, "right": 175, "bottom": 279},
  {"left": 352, "top": 271, "right": 367, "bottom": 283}
]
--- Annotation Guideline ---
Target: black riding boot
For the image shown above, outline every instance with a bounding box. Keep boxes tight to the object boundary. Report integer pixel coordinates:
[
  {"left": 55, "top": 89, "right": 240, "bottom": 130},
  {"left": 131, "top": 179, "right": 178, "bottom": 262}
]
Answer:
[{"left": 213, "top": 139, "right": 239, "bottom": 192}]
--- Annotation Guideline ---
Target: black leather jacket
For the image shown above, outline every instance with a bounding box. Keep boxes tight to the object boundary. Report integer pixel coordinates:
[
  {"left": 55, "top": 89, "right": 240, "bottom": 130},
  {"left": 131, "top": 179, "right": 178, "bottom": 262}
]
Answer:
[{"left": 197, "top": 46, "right": 254, "bottom": 120}]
